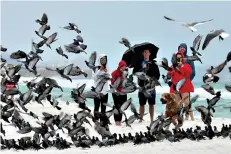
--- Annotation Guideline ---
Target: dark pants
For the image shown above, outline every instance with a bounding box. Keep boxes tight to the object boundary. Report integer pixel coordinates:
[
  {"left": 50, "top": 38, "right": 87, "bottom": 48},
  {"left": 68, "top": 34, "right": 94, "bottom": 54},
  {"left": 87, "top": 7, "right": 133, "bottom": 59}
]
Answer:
[
  {"left": 138, "top": 91, "right": 156, "bottom": 106},
  {"left": 112, "top": 94, "right": 127, "bottom": 122},
  {"left": 94, "top": 94, "right": 108, "bottom": 121}
]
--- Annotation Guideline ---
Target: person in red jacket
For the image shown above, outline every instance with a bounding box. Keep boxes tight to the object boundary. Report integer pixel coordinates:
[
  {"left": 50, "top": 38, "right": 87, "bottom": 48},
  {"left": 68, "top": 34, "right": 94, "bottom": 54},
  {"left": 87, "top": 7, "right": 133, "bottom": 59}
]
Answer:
[
  {"left": 111, "top": 60, "right": 127, "bottom": 126},
  {"left": 167, "top": 52, "right": 194, "bottom": 120}
]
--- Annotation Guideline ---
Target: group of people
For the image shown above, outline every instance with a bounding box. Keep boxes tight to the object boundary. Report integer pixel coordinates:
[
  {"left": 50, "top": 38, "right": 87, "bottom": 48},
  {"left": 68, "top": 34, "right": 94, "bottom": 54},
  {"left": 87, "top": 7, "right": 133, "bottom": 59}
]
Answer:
[{"left": 93, "top": 43, "right": 196, "bottom": 126}]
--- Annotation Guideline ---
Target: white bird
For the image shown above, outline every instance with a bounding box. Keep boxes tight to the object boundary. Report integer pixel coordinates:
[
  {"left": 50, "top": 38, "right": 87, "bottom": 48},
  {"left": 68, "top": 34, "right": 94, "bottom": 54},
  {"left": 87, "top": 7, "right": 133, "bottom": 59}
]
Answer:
[{"left": 163, "top": 16, "right": 213, "bottom": 32}]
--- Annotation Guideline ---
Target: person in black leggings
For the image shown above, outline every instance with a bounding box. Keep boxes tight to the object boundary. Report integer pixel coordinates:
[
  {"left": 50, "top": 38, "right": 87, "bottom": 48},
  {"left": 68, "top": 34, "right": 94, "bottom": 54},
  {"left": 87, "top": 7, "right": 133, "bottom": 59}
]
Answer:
[
  {"left": 112, "top": 94, "right": 127, "bottom": 123},
  {"left": 111, "top": 60, "right": 128, "bottom": 126},
  {"left": 93, "top": 94, "right": 108, "bottom": 121},
  {"left": 92, "top": 54, "right": 110, "bottom": 124}
]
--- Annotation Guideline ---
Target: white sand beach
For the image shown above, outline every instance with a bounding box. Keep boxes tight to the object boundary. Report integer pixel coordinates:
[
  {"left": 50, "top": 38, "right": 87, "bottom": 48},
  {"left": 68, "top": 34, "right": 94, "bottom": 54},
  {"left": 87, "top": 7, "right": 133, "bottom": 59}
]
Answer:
[{"left": 1, "top": 102, "right": 231, "bottom": 154}]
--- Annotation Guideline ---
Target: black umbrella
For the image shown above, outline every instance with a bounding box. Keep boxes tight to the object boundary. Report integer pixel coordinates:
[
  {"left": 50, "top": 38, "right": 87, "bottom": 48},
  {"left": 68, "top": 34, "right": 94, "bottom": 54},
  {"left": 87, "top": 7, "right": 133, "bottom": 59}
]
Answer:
[{"left": 122, "top": 42, "right": 159, "bottom": 68}]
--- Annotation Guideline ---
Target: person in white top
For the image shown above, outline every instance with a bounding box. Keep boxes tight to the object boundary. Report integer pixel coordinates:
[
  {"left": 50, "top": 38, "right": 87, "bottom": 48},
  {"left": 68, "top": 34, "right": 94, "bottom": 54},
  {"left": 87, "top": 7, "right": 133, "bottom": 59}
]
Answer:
[{"left": 92, "top": 53, "right": 110, "bottom": 122}]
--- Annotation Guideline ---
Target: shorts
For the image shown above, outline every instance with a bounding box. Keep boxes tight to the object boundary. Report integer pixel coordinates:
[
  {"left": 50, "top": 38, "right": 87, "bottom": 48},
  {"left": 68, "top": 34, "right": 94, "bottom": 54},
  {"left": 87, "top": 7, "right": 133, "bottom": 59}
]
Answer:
[{"left": 138, "top": 91, "right": 156, "bottom": 106}]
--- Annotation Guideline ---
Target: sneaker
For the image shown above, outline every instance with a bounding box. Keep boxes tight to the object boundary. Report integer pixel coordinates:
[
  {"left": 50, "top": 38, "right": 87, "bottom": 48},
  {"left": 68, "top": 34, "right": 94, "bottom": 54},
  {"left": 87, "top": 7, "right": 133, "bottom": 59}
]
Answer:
[{"left": 115, "top": 122, "right": 121, "bottom": 126}]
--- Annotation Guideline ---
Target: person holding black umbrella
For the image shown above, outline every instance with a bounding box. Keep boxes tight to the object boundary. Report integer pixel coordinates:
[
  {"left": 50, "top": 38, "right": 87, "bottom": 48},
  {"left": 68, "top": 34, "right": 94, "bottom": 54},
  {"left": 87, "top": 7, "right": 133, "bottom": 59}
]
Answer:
[{"left": 133, "top": 49, "right": 160, "bottom": 123}]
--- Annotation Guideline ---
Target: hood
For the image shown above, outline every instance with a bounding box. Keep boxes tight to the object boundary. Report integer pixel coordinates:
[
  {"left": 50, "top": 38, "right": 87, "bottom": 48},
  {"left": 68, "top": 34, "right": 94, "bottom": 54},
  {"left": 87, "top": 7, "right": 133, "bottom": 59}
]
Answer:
[
  {"left": 117, "top": 60, "right": 127, "bottom": 70},
  {"left": 178, "top": 43, "right": 187, "bottom": 56},
  {"left": 97, "top": 53, "right": 108, "bottom": 66},
  {"left": 176, "top": 52, "right": 185, "bottom": 64}
]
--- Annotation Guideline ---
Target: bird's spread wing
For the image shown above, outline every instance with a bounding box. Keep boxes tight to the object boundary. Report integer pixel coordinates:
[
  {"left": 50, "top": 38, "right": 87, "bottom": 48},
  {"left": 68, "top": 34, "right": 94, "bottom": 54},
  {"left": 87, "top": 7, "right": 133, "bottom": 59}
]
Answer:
[
  {"left": 28, "top": 57, "right": 39, "bottom": 69},
  {"left": 190, "top": 19, "right": 213, "bottom": 27},
  {"left": 63, "top": 64, "right": 74, "bottom": 75},
  {"left": 89, "top": 51, "right": 97, "bottom": 66},
  {"left": 41, "top": 13, "right": 48, "bottom": 24},
  {"left": 163, "top": 16, "right": 186, "bottom": 24}
]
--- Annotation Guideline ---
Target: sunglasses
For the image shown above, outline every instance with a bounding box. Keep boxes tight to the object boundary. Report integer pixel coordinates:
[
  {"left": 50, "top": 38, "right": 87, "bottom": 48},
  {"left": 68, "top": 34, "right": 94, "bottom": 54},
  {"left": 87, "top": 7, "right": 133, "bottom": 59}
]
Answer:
[{"left": 100, "top": 57, "right": 107, "bottom": 61}]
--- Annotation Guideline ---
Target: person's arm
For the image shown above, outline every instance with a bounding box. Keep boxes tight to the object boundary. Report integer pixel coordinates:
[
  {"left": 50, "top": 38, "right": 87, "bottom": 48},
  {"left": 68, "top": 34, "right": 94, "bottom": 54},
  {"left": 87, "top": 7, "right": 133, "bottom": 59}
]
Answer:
[
  {"left": 111, "top": 71, "right": 118, "bottom": 85},
  {"left": 167, "top": 66, "right": 174, "bottom": 76},
  {"left": 181, "top": 64, "right": 192, "bottom": 77},
  {"left": 153, "top": 63, "right": 160, "bottom": 80}
]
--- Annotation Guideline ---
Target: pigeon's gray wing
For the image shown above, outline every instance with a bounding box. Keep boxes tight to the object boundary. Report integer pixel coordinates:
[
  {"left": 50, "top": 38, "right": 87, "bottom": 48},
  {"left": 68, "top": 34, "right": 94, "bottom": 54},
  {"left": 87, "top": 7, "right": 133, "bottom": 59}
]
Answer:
[
  {"left": 80, "top": 44, "right": 87, "bottom": 50},
  {"left": 77, "top": 83, "right": 86, "bottom": 94},
  {"left": 89, "top": 51, "right": 97, "bottom": 65},
  {"left": 95, "top": 80, "right": 106, "bottom": 93},
  {"left": 193, "top": 35, "right": 203, "bottom": 51},
  {"left": 77, "top": 35, "right": 83, "bottom": 43},
  {"left": 71, "top": 23, "right": 78, "bottom": 27},
  {"left": 120, "top": 98, "right": 132, "bottom": 112},
  {"left": 22, "top": 90, "right": 33, "bottom": 102},
  {"left": 33, "top": 133, "right": 40, "bottom": 144},
  {"left": 41, "top": 13, "right": 48, "bottom": 24},
  {"left": 211, "top": 61, "right": 227, "bottom": 74},
  {"left": 190, "top": 94, "right": 199, "bottom": 104},
  {"left": 45, "top": 68, "right": 56, "bottom": 72},
  {"left": 58, "top": 46, "right": 64, "bottom": 54},
  {"left": 46, "top": 32, "right": 57, "bottom": 44},
  {"left": 39, "top": 25, "right": 47, "bottom": 35},
  {"left": 63, "top": 64, "right": 74, "bottom": 75},
  {"left": 130, "top": 102, "right": 137, "bottom": 114},
  {"left": 162, "top": 57, "right": 169, "bottom": 66},
  {"left": 42, "top": 112, "right": 53, "bottom": 118},
  {"left": 202, "top": 30, "right": 221, "bottom": 50},
  {"left": 28, "top": 57, "right": 39, "bottom": 69}
]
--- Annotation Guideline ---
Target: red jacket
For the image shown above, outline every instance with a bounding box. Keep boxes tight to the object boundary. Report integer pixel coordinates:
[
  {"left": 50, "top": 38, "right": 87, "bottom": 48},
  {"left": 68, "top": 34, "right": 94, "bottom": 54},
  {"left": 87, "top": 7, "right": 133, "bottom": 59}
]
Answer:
[
  {"left": 167, "top": 52, "right": 194, "bottom": 93},
  {"left": 111, "top": 60, "right": 127, "bottom": 92}
]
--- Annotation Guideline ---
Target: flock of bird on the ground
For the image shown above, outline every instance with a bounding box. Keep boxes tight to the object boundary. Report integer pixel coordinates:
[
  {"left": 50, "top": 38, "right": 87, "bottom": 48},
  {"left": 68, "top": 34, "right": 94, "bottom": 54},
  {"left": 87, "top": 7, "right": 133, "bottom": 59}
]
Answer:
[{"left": 0, "top": 13, "right": 231, "bottom": 150}]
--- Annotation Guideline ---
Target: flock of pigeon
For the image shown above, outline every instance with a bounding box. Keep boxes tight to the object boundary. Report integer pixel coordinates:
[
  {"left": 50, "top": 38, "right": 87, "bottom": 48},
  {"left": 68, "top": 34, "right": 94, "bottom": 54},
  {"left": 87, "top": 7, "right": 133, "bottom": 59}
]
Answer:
[{"left": 0, "top": 13, "right": 231, "bottom": 151}]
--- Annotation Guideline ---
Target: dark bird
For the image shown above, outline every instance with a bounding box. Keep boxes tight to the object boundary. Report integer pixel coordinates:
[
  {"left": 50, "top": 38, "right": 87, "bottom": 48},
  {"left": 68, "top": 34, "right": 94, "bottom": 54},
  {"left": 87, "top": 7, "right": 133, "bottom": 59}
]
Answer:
[
  {"left": 190, "top": 35, "right": 203, "bottom": 56},
  {"left": 56, "top": 46, "right": 68, "bottom": 59},
  {"left": 61, "top": 23, "right": 81, "bottom": 33},
  {"left": 85, "top": 51, "right": 97, "bottom": 72},
  {"left": 45, "top": 32, "right": 58, "bottom": 49},
  {"left": 202, "top": 29, "right": 229, "bottom": 50},
  {"left": 35, "top": 13, "right": 48, "bottom": 25},
  {"left": 1, "top": 45, "right": 7, "bottom": 52}
]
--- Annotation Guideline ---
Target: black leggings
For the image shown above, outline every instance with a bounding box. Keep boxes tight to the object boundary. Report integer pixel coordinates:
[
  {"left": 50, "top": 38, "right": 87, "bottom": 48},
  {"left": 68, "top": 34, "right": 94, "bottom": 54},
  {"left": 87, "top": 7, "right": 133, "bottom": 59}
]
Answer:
[
  {"left": 94, "top": 94, "right": 108, "bottom": 120},
  {"left": 112, "top": 94, "right": 127, "bottom": 122}
]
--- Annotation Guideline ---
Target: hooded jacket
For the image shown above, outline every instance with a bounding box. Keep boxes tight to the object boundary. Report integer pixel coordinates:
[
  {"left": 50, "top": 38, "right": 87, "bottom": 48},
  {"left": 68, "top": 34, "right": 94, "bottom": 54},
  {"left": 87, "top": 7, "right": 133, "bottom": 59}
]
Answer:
[
  {"left": 92, "top": 54, "right": 110, "bottom": 95},
  {"left": 111, "top": 60, "right": 127, "bottom": 92},
  {"left": 178, "top": 43, "right": 196, "bottom": 81},
  {"left": 167, "top": 52, "right": 194, "bottom": 93}
]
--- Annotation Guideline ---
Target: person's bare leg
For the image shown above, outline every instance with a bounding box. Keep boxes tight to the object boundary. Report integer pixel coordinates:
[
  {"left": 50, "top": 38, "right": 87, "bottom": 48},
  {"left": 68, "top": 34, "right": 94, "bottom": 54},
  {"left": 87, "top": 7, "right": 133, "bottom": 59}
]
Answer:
[
  {"left": 181, "top": 93, "right": 190, "bottom": 120},
  {"left": 149, "top": 104, "right": 154, "bottom": 122},
  {"left": 189, "top": 109, "right": 195, "bottom": 121},
  {"left": 139, "top": 105, "right": 145, "bottom": 122}
]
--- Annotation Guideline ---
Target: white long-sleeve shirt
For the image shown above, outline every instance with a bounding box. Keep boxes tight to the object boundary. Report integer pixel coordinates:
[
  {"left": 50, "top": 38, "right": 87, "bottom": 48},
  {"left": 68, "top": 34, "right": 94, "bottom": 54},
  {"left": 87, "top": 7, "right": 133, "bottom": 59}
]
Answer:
[{"left": 92, "top": 53, "right": 110, "bottom": 95}]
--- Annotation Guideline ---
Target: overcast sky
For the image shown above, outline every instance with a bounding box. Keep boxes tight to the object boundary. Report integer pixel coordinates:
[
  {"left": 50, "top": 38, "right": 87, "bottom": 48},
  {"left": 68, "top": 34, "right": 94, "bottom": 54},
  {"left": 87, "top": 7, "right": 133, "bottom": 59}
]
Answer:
[{"left": 1, "top": 1, "right": 231, "bottom": 81}]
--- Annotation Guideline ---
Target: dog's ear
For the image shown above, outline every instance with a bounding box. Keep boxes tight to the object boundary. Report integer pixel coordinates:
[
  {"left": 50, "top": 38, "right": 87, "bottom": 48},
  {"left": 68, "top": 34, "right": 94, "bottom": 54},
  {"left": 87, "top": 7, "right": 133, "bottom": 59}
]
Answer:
[
  {"left": 169, "top": 93, "right": 176, "bottom": 101},
  {"left": 162, "top": 93, "right": 168, "bottom": 98}
]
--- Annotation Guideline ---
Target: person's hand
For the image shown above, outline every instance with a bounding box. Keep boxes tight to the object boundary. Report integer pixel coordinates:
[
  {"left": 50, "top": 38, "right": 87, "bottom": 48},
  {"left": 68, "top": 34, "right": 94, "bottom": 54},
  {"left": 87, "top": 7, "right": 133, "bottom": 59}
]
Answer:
[
  {"left": 177, "top": 61, "right": 182, "bottom": 66},
  {"left": 142, "top": 64, "right": 147, "bottom": 69}
]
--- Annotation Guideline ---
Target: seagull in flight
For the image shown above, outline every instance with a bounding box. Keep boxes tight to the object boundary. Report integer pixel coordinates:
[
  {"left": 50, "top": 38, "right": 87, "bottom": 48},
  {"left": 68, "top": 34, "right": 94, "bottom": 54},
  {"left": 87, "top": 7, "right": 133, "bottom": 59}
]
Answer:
[{"left": 164, "top": 16, "right": 213, "bottom": 32}]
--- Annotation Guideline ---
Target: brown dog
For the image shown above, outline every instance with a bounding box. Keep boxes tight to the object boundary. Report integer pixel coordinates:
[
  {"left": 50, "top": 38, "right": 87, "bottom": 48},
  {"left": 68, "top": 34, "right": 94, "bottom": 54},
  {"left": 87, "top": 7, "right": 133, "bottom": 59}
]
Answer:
[{"left": 160, "top": 93, "right": 189, "bottom": 128}]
